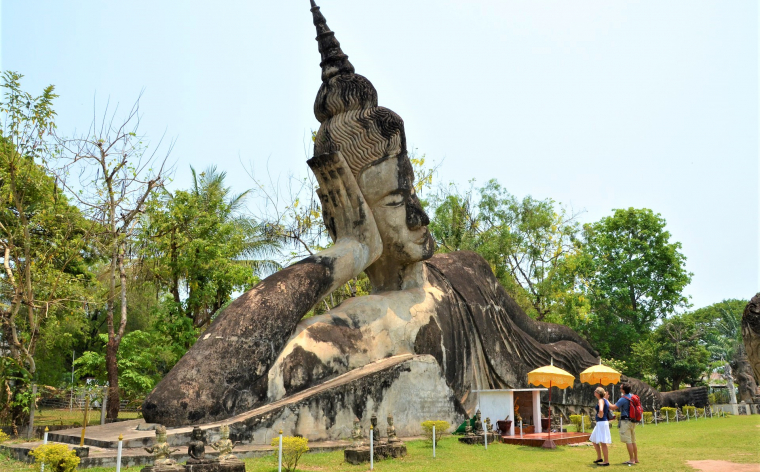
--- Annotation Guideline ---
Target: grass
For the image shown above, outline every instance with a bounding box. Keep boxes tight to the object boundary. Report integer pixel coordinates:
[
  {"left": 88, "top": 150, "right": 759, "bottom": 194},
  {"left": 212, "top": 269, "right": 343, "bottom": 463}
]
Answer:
[{"left": 0, "top": 415, "right": 757, "bottom": 472}]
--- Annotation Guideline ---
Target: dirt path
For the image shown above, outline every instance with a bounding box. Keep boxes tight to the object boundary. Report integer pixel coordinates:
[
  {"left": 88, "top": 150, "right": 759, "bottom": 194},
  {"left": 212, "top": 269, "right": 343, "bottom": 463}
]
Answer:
[{"left": 686, "top": 460, "right": 760, "bottom": 472}]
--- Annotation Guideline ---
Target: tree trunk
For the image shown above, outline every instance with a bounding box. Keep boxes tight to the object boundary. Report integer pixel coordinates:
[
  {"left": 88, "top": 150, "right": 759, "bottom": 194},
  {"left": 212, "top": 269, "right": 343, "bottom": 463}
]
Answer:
[{"left": 105, "top": 337, "right": 120, "bottom": 420}]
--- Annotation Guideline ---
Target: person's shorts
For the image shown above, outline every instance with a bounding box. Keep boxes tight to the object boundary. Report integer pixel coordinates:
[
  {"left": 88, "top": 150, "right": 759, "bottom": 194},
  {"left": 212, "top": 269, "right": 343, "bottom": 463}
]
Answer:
[{"left": 619, "top": 420, "right": 636, "bottom": 444}]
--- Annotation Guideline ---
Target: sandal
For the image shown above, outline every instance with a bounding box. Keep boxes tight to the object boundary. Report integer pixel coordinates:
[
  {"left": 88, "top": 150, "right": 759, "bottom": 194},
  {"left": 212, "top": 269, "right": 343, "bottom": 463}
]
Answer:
[
  {"left": 623, "top": 461, "right": 635, "bottom": 465},
  {"left": 599, "top": 464, "right": 610, "bottom": 467},
  {"left": 594, "top": 459, "right": 604, "bottom": 463}
]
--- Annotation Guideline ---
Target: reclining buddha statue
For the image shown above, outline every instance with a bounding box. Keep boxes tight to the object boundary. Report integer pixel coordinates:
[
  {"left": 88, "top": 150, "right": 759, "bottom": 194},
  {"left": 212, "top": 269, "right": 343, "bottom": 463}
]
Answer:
[{"left": 143, "top": 1, "right": 702, "bottom": 428}]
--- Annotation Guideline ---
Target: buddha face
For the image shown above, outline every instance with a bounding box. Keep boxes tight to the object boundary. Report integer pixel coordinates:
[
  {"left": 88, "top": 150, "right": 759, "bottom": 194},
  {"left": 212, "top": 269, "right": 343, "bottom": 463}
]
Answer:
[{"left": 358, "top": 155, "right": 435, "bottom": 265}]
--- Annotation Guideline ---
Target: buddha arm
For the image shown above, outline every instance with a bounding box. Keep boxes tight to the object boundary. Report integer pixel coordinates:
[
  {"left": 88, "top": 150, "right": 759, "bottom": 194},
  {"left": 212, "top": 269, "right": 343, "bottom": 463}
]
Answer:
[{"left": 143, "top": 152, "right": 382, "bottom": 426}]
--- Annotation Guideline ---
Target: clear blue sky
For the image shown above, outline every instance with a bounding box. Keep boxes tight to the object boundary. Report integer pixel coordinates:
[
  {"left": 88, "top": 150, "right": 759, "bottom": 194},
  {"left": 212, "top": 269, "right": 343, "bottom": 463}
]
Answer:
[{"left": 2, "top": 0, "right": 758, "bottom": 310}]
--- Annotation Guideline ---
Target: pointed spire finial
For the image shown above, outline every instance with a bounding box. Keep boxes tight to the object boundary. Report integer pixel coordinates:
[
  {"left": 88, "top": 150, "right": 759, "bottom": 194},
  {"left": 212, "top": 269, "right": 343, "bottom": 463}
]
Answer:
[{"left": 309, "top": 1, "right": 355, "bottom": 82}]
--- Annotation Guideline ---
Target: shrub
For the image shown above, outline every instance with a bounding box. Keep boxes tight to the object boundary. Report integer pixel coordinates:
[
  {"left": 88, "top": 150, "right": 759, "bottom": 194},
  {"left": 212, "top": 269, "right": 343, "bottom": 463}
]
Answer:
[
  {"left": 660, "top": 407, "right": 677, "bottom": 420},
  {"left": 682, "top": 406, "right": 696, "bottom": 417},
  {"left": 30, "top": 444, "right": 80, "bottom": 472},
  {"left": 642, "top": 412, "right": 653, "bottom": 424},
  {"left": 696, "top": 408, "right": 705, "bottom": 417},
  {"left": 0, "top": 431, "right": 9, "bottom": 442},
  {"left": 569, "top": 415, "right": 592, "bottom": 432},
  {"left": 421, "top": 420, "right": 449, "bottom": 446},
  {"left": 270, "top": 436, "right": 309, "bottom": 472}
]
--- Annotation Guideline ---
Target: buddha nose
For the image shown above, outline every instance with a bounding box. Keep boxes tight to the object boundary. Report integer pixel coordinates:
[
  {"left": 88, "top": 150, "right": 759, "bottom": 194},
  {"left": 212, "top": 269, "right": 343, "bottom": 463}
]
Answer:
[{"left": 406, "top": 193, "right": 430, "bottom": 230}]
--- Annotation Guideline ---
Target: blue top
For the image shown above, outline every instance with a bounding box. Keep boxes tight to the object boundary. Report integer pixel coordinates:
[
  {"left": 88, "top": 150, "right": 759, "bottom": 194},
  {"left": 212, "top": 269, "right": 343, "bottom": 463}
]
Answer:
[
  {"left": 616, "top": 394, "right": 632, "bottom": 418},
  {"left": 595, "top": 398, "right": 610, "bottom": 422}
]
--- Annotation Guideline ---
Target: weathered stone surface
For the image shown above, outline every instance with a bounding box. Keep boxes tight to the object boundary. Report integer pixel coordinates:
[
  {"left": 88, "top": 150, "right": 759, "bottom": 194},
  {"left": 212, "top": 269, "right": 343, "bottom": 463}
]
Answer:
[
  {"left": 343, "top": 443, "right": 407, "bottom": 465},
  {"left": 742, "top": 294, "right": 760, "bottom": 386},
  {"left": 140, "top": 466, "right": 185, "bottom": 472},
  {"left": 735, "top": 347, "right": 759, "bottom": 403},
  {"left": 220, "top": 354, "right": 460, "bottom": 443},
  {"left": 184, "top": 461, "right": 245, "bottom": 472},
  {"left": 458, "top": 433, "right": 497, "bottom": 445}
]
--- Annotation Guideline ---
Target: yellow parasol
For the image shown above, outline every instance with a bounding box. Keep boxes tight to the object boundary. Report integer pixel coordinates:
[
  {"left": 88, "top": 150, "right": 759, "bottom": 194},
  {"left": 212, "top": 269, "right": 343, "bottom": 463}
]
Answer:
[
  {"left": 527, "top": 359, "right": 575, "bottom": 449},
  {"left": 580, "top": 360, "right": 621, "bottom": 386}
]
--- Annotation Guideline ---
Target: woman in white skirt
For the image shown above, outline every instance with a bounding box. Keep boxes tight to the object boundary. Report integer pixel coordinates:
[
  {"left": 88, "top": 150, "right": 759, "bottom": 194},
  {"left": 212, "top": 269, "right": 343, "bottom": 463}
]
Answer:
[{"left": 590, "top": 386, "right": 612, "bottom": 466}]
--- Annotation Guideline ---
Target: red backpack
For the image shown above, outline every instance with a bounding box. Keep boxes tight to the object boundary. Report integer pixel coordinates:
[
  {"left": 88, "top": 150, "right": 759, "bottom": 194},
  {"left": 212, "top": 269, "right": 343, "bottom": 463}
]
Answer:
[{"left": 626, "top": 394, "right": 643, "bottom": 422}]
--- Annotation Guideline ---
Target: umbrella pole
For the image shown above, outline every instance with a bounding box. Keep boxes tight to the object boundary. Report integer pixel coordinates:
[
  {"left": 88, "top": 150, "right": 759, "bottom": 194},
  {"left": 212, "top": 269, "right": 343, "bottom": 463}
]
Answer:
[{"left": 542, "top": 380, "right": 556, "bottom": 449}]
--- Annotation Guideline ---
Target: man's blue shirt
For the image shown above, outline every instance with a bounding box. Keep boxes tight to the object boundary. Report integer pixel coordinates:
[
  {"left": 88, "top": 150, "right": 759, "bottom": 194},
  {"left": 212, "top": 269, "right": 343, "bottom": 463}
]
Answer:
[{"left": 616, "top": 394, "right": 632, "bottom": 418}]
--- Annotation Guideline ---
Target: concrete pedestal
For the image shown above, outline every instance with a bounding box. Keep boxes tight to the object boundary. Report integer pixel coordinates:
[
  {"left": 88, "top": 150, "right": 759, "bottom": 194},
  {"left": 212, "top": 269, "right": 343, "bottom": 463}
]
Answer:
[
  {"left": 343, "top": 442, "right": 407, "bottom": 465},
  {"left": 458, "top": 432, "right": 497, "bottom": 445}
]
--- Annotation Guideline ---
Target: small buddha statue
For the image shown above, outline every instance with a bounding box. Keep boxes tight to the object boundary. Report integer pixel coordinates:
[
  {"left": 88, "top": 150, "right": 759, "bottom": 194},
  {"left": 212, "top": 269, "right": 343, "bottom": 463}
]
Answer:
[
  {"left": 350, "top": 417, "right": 364, "bottom": 448},
  {"left": 485, "top": 417, "right": 492, "bottom": 432},
  {"left": 370, "top": 414, "right": 381, "bottom": 444},
  {"left": 187, "top": 427, "right": 210, "bottom": 464},
  {"left": 387, "top": 415, "right": 399, "bottom": 443},
  {"left": 144, "top": 425, "right": 180, "bottom": 467},
  {"left": 210, "top": 424, "right": 239, "bottom": 462},
  {"left": 472, "top": 410, "right": 484, "bottom": 434}
]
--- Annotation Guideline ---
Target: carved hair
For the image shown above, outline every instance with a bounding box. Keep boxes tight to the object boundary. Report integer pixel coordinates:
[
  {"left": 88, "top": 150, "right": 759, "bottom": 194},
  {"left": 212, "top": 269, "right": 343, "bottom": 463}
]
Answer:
[{"left": 309, "top": 1, "right": 407, "bottom": 178}]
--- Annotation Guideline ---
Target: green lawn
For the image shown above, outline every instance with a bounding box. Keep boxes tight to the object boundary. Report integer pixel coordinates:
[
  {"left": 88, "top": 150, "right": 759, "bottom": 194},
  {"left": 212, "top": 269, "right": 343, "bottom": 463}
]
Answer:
[
  {"left": 1, "top": 415, "right": 757, "bottom": 472},
  {"left": 27, "top": 409, "right": 142, "bottom": 428}
]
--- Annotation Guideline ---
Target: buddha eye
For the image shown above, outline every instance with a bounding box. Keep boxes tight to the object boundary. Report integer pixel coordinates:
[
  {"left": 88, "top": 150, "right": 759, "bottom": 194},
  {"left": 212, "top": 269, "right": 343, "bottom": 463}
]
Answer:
[{"left": 384, "top": 196, "right": 404, "bottom": 207}]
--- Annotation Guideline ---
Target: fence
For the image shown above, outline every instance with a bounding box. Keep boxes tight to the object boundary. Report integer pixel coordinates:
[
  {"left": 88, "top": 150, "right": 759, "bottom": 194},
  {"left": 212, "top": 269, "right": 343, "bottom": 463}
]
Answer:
[{"left": 2, "top": 386, "right": 143, "bottom": 438}]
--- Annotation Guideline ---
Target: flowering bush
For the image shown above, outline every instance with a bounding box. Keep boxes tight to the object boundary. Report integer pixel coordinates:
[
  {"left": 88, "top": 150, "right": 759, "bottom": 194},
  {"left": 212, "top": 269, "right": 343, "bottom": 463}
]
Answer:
[
  {"left": 421, "top": 420, "right": 450, "bottom": 446},
  {"left": 660, "top": 407, "right": 677, "bottom": 420},
  {"left": 30, "top": 444, "right": 80, "bottom": 472},
  {"left": 569, "top": 415, "right": 592, "bottom": 432},
  {"left": 270, "top": 436, "right": 308, "bottom": 472}
]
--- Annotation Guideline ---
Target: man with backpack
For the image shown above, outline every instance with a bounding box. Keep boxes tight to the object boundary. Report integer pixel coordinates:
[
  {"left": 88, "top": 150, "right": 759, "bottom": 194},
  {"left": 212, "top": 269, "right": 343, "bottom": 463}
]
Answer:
[{"left": 610, "top": 383, "right": 641, "bottom": 465}]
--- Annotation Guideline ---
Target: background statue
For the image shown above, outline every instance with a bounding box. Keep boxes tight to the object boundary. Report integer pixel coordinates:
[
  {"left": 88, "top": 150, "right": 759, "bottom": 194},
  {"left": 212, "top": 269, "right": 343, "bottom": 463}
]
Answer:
[
  {"left": 187, "top": 427, "right": 209, "bottom": 464},
  {"left": 143, "top": 0, "right": 694, "bottom": 428},
  {"left": 210, "top": 424, "right": 239, "bottom": 462},
  {"left": 144, "top": 425, "right": 180, "bottom": 467},
  {"left": 742, "top": 294, "right": 760, "bottom": 386}
]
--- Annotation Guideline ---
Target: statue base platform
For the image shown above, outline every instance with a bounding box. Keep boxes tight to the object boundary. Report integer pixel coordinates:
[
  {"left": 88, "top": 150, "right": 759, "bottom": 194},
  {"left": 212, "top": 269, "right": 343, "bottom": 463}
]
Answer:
[
  {"left": 141, "top": 461, "right": 244, "bottom": 472},
  {"left": 458, "top": 433, "right": 497, "bottom": 445},
  {"left": 344, "top": 442, "right": 407, "bottom": 465},
  {"left": 140, "top": 465, "right": 186, "bottom": 472},
  {"left": 185, "top": 460, "right": 245, "bottom": 472}
]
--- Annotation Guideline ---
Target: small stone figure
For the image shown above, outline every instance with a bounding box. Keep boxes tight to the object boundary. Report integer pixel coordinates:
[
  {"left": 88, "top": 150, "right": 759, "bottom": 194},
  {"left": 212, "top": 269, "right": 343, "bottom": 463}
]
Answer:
[
  {"left": 350, "top": 417, "right": 364, "bottom": 447},
  {"left": 514, "top": 405, "right": 522, "bottom": 424},
  {"left": 386, "top": 415, "right": 399, "bottom": 443},
  {"left": 485, "top": 417, "right": 492, "bottom": 432},
  {"left": 370, "top": 414, "right": 381, "bottom": 444},
  {"left": 472, "top": 410, "right": 484, "bottom": 434},
  {"left": 210, "top": 424, "right": 239, "bottom": 462},
  {"left": 187, "top": 427, "right": 210, "bottom": 464},
  {"left": 144, "top": 425, "right": 180, "bottom": 467}
]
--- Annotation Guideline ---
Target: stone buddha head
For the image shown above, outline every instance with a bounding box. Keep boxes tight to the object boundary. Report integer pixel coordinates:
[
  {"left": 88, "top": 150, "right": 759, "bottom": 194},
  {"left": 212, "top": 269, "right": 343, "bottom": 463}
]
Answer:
[{"left": 308, "top": 1, "right": 435, "bottom": 286}]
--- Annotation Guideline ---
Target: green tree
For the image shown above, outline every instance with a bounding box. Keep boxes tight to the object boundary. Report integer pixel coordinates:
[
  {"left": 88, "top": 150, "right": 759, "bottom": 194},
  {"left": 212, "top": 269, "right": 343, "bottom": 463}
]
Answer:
[
  {"left": 0, "top": 72, "right": 92, "bottom": 425},
  {"left": 651, "top": 314, "right": 709, "bottom": 391},
  {"left": 139, "top": 166, "right": 281, "bottom": 328},
  {"left": 690, "top": 299, "right": 750, "bottom": 403},
  {"left": 428, "top": 180, "right": 586, "bottom": 322},
  {"left": 74, "top": 329, "right": 177, "bottom": 401},
  {"left": 580, "top": 208, "right": 692, "bottom": 361},
  {"left": 56, "top": 97, "right": 169, "bottom": 420}
]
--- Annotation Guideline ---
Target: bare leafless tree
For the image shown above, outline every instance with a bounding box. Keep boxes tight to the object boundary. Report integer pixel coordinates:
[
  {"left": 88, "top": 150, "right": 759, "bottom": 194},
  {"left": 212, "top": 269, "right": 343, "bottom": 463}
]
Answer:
[{"left": 55, "top": 94, "right": 173, "bottom": 419}]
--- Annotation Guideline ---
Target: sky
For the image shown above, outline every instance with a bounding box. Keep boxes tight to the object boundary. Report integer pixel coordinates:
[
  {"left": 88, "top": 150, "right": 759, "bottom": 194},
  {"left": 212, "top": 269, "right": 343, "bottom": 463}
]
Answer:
[{"left": 2, "top": 0, "right": 758, "bottom": 310}]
